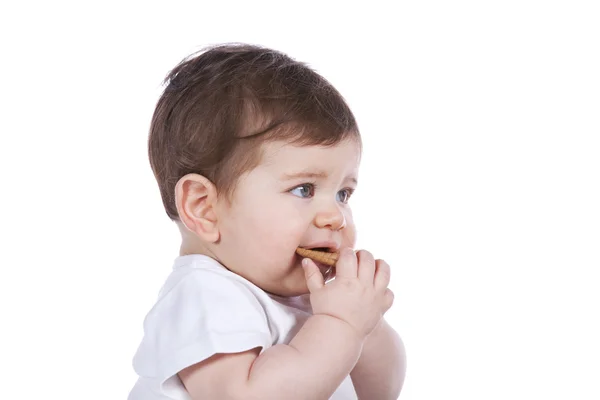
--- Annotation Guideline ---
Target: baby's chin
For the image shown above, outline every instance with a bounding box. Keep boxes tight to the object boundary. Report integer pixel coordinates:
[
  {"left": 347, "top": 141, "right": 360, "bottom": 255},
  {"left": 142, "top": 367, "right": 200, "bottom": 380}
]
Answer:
[
  {"left": 260, "top": 278, "right": 309, "bottom": 297},
  {"left": 261, "top": 265, "right": 311, "bottom": 297},
  {"left": 267, "top": 285, "right": 310, "bottom": 297},
  {"left": 264, "top": 264, "right": 335, "bottom": 298},
  {"left": 251, "top": 253, "right": 336, "bottom": 297}
]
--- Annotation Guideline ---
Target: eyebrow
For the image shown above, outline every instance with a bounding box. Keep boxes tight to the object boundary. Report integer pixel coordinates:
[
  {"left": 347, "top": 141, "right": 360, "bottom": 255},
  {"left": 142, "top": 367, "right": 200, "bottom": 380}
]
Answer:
[{"left": 281, "top": 171, "right": 358, "bottom": 185}]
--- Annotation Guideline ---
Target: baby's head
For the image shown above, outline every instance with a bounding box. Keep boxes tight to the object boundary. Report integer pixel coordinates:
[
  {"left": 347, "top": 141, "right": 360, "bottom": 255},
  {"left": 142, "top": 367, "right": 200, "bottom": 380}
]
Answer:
[{"left": 149, "top": 43, "right": 362, "bottom": 296}]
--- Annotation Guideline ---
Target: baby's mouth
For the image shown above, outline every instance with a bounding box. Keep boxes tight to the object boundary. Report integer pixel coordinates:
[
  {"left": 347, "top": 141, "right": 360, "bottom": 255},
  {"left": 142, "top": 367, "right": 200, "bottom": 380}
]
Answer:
[
  {"left": 296, "top": 247, "right": 338, "bottom": 281},
  {"left": 295, "top": 247, "right": 339, "bottom": 266}
]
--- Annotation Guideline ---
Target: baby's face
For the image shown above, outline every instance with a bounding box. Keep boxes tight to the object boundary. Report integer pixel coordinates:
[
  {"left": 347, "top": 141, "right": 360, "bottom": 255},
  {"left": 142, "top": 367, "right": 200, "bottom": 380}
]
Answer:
[{"left": 214, "top": 138, "right": 361, "bottom": 296}]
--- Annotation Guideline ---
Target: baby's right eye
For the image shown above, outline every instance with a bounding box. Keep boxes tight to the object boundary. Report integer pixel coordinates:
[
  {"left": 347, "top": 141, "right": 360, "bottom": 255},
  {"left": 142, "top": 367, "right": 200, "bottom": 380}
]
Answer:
[{"left": 289, "top": 183, "right": 315, "bottom": 198}]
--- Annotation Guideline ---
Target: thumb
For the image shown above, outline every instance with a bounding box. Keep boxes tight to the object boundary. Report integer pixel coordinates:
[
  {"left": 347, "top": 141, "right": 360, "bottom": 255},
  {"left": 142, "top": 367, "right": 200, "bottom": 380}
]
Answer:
[{"left": 302, "top": 258, "right": 324, "bottom": 293}]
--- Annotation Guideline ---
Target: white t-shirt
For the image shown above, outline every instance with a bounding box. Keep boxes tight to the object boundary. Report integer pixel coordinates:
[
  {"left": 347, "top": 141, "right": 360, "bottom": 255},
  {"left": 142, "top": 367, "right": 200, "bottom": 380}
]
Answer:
[{"left": 128, "top": 254, "right": 357, "bottom": 400}]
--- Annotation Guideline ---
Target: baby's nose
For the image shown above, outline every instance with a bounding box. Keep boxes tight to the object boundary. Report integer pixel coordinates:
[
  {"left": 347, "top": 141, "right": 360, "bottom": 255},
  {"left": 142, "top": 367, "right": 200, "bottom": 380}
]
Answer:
[{"left": 314, "top": 206, "right": 346, "bottom": 230}]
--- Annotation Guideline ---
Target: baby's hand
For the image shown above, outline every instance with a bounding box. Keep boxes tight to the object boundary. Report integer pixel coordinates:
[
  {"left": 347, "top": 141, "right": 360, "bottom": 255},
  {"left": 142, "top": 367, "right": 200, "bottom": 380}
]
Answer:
[{"left": 302, "top": 248, "right": 394, "bottom": 339}]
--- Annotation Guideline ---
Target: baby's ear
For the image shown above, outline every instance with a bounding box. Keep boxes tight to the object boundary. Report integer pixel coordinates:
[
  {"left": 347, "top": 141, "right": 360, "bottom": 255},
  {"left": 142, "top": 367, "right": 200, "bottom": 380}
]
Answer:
[{"left": 175, "top": 174, "right": 220, "bottom": 243}]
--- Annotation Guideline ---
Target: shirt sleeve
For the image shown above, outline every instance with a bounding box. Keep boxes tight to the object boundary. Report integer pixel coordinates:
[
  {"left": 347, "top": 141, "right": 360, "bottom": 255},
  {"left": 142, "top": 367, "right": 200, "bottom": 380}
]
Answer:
[{"left": 132, "top": 269, "right": 272, "bottom": 386}]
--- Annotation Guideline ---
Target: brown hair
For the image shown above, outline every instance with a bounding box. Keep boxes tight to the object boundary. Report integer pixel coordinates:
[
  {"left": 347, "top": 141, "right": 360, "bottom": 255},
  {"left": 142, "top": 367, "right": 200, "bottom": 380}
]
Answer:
[{"left": 148, "top": 43, "right": 361, "bottom": 220}]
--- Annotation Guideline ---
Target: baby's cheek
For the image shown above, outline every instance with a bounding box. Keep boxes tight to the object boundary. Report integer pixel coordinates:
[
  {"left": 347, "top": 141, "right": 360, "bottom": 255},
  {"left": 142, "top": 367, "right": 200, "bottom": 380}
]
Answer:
[
  {"left": 343, "top": 213, "right": 357, "bottom": 248},
  {"left": 248, "top": 200, "right": 306, "bottom": 252},
  {"left": 266, "top": 221, "right": 303, "bottom": 250},
  {"left": 248, "top": 214, "right": 293, "bottom": 248}
]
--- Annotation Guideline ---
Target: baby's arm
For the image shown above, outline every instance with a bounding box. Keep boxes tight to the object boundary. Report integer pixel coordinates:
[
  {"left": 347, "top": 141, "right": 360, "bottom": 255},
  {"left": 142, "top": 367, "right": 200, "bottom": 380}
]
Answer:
[
  {"left": 179, "top": 314, "right": 363, "bottom": 400},
  {"left": 350, "top": 318, "right": 406, "bottom": 399},
  {"left": 180, "top": 248, "right": 393, "bottom": 400}
]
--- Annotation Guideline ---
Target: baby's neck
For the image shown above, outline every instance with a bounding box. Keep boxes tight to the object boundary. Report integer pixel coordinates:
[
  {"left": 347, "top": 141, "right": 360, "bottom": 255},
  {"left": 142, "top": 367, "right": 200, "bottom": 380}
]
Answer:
[
  {"left": 179, "top": 238, "right": 215, "bottom": 257},
  {"left": 177, "top": 222, "right": 216, "bottom": 258}
]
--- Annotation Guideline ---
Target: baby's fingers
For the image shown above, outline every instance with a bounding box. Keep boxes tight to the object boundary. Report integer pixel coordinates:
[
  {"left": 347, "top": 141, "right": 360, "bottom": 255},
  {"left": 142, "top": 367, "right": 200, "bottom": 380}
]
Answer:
[
  {"left": 382, "top": 288, "right": 395, "bottom": 313},
  {"left": 302, "top": 258, "right": 325, "bottom": 293},
  {"left": 373, "top": 259, "right": 391, "bottom": 290},
  {"left": 335, "top": 248, "right": 358, "bottom": 279},
  {"left": 356, "top": 250, "right": 376, "bottom": 282}
]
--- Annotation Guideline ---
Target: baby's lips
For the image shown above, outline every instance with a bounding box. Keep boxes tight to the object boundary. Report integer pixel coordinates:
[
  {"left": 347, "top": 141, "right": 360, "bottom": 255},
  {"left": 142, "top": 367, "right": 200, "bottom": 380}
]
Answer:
[{"left": 296, "top": 247, "right": 339, "bottom": 266}]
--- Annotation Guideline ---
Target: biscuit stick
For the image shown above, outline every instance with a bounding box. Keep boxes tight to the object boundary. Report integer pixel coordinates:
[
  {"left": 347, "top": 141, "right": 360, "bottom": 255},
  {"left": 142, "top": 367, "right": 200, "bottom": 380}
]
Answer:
[{"left": 296, "top": 247, "right": 339, "bottom": 266}]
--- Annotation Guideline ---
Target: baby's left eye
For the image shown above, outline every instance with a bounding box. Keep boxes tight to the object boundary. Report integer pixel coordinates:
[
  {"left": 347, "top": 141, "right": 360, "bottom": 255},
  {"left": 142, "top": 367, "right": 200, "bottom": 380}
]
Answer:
[
  {"left": 337, "top": 189, "right": 354, "bottom": 204},
  {"left": 290, "top": 183, "right": 315, "bottom": 198}
]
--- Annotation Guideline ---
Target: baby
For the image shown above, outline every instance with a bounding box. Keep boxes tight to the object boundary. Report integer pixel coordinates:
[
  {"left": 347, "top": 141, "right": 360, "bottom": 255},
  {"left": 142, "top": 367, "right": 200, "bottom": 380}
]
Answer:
[{"left": 129, "top": 43, "right": 406, "bottom": 400}]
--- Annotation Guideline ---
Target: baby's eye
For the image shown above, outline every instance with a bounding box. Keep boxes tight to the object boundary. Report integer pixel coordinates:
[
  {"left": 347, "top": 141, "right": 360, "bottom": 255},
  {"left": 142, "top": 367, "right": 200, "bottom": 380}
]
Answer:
[
  {"left": 337, "top": 188, "right": 354, "bottom": 204},
  {"left": 290, "top": 183, "right": 315, "bottom": 198}
]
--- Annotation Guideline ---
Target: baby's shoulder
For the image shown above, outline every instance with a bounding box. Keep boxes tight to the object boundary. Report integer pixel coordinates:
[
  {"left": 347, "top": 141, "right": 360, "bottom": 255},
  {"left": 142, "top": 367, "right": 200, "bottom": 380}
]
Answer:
[{"left": 159, "top": 262, "right": 262, "bottom": 303}]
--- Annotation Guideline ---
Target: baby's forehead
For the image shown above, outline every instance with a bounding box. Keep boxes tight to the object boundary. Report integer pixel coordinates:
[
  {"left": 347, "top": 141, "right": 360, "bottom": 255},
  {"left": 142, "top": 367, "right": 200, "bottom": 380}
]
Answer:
[
  {"left": 263, "top": 138, "right": 359, "bottom": 157},
  {"left": 258, "top": 139, "right": 361, "bottom": 175}
]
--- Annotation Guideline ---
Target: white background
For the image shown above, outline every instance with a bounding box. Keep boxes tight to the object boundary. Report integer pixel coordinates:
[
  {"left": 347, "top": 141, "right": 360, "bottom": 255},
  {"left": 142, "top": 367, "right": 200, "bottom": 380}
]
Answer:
[{"left": 1, "top": 1, "right": 598, "bottom": 399}]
